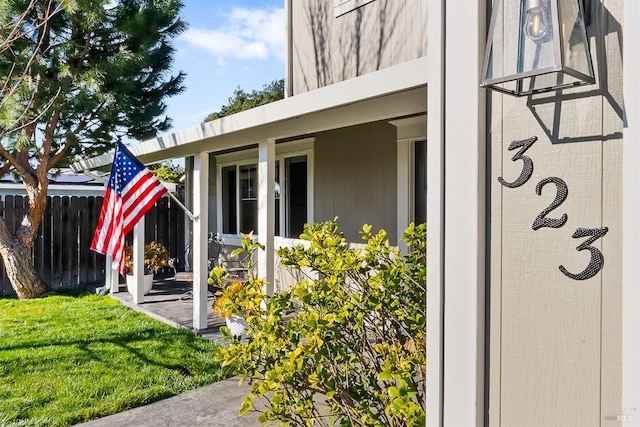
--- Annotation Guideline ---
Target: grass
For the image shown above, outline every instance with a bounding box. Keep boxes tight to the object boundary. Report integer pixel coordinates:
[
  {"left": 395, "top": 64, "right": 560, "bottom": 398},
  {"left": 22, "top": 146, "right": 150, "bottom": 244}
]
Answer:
[{"left": 0, "top": 292, "right": 229, "bottom": 427}]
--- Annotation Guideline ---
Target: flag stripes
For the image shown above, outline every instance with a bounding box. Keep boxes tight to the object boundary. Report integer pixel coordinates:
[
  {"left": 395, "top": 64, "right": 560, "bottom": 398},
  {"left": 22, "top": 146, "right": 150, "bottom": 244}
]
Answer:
[{"left": 90, "top": 141, "right": 168, "bottom": 274}]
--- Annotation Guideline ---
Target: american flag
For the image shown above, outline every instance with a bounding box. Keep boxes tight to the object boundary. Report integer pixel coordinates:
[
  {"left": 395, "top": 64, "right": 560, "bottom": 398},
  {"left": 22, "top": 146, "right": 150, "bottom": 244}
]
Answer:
[{"left": 91, "top": 141, "right": 167, "bottom": 274}]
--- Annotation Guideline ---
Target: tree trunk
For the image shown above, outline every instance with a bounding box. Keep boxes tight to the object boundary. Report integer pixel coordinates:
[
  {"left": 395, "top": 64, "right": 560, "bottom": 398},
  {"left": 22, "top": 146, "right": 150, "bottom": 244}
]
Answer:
[
  {"left": 0, "top": 241, "right": 49, "bottom": 298},
  {"left": 0, "top": 176, "right": 50, "bottom": 299}
]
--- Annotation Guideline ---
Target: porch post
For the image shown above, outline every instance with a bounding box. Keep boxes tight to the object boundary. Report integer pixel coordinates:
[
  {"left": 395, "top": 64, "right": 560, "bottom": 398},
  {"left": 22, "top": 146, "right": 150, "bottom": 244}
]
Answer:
[
  {"left": 106, "top": 255, "right": 119, "bottom": 294},
  {"left": 184, "top": 156, "right": 194, "bottom": 271},
  {"left": 193, "top": 151, "right": 209, "bottom": 331},
  {"left": 428, "top": 0, "right": 486, "bottom": 426},
  {"left": 132, "top": 218, "right": 145, "bottom": 304},
  {"left": 443, "top": 0, "right": 486, "bottom": 425},
  {"left": 258, "top": 138, "right": 275, "bottom": 294}
]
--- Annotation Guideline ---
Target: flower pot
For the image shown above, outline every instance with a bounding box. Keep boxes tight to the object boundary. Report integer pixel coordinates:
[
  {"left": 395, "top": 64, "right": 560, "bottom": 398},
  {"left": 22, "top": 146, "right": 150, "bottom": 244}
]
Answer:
[
  {"left": 126, "top": 273, "right": 154, "bottom": 296},
  {"left": 225, "top": 315, "right": 247, "bottom": 339}
]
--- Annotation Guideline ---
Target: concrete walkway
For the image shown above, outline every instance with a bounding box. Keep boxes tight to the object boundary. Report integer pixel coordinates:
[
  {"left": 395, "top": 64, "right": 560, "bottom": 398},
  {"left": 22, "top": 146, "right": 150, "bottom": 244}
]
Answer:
[
  {"left": 76, "top": 377, "right": 264, "bottom": 427},
  {"left": 77, "top": 277, "right": 264, "bottom": 426}
]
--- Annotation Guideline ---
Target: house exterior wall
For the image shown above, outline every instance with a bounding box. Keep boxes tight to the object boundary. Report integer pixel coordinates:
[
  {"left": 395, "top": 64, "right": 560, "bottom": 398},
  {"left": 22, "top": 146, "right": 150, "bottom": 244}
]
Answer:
[
  {"left": 488, "top": 1, "right": 623, "bottom": 424},
  {"left": 313, "top": 121, "right": 398, "bottom": 243},
  {"left": 289, "top": 0, "right": 427, "bottom": 95}
]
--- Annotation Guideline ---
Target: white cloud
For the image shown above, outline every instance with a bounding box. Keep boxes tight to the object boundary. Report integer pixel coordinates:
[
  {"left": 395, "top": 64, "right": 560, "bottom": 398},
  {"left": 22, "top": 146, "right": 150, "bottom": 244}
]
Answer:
[{"left": 181, "top": 6, "right": 285, "bottom": 62}]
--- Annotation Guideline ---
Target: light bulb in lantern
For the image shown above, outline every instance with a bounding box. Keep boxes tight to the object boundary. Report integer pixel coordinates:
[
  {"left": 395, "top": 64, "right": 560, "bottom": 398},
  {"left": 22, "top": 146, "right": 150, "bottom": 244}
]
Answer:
[{"left": 524, "top": 0, "right": 550, "bottom": 41}]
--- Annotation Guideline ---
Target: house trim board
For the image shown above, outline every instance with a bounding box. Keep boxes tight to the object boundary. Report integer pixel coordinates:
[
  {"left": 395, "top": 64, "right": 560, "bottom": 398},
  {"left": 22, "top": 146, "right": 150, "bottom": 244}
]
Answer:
[
  {"left": 426, "top": 0, "right": 445, "bottom": 425},
  {"left": 623, "top": 0, "right": 640, "bottom": 423},
  {"left": 391, "top": 115, "right": 427, "bottom": 253}
]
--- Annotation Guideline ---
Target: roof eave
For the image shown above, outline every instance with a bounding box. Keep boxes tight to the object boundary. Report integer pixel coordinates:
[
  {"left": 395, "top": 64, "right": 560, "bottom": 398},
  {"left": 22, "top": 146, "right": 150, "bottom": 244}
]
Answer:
[{"left": 71, "top": 56, "right": 427, "bottom": 172}]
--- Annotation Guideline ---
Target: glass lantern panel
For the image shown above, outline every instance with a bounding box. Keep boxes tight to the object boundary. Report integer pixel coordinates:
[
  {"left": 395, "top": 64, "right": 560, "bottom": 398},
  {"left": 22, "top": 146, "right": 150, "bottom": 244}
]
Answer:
[
  {"left": 558, "top": 0, "right": 594, "bottom": 78},
  {"left": 517, "top": 0, "right": 558, "bottom": 75},
  {"left": 518, "top": 70, "right": 588, "bottom": 95},
  {"left": 482, "top": 0, "right": 520, "bottom": 85}
]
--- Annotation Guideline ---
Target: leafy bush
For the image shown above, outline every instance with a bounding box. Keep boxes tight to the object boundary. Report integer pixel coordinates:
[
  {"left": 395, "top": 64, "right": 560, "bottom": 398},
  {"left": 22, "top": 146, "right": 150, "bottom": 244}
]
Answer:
[
  {"left": 124, "top": 241, "right": 170, "bottom": 275},
  {"left": 215, "top": 220, "right": 426, "bottom": 426}
]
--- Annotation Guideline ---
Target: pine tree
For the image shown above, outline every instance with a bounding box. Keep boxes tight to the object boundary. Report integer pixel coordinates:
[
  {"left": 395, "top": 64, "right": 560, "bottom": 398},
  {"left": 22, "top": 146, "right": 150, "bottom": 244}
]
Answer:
[{"left": 0, "top": 0, "right": 186, "bottom": 298}]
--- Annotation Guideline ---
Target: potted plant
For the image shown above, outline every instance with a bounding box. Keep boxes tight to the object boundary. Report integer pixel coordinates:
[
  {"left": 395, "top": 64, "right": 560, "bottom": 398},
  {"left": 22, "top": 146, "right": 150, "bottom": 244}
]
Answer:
[
  {"left": 209, "top": 233, "right": 265, "bottom": 340},
  {"left": 209, "top": 266, "right": 248, "bottom": 339},
  {"left": 124, "top": 241, "right": 169, "bottom": 295}
]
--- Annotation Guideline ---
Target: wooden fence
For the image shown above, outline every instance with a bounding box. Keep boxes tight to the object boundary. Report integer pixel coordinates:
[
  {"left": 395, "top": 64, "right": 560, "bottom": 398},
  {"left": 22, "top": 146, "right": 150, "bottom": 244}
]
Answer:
[{"left": 0, "top": 195, "right": 185, "bottom": 296}]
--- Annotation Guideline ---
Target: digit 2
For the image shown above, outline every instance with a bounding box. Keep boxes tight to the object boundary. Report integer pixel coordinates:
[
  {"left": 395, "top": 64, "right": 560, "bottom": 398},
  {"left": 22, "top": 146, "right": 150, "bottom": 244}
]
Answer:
[{"left": 532, "top": 177, "right": 568, "bottom": 230}]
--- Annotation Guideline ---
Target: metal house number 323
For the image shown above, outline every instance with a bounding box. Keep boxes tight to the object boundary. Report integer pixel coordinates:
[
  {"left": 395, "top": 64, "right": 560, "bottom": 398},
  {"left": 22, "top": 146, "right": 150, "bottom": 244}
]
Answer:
[{"left": 498, "top": 136, "right": 608, "bottom": 281}]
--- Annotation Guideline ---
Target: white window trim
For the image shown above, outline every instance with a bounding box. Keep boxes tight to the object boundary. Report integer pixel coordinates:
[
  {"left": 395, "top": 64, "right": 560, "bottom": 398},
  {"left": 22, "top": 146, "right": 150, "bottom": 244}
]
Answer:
[
  {"left": 215, "top": 139, "right": 314, "bottom": 242},
  {"left": 390, "top": 115, "right": 427, "bottom": 252},
  {"left": 216, "top": 157, "right": 258, "bottom": 244},
  {"left": 334, "top": 0, "right": 376, "bottom": 18}
]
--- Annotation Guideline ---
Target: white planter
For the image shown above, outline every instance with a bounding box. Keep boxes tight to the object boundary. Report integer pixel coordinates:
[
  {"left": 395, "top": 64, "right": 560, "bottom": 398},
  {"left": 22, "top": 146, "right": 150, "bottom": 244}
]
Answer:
[
  {"left": 225, "top": 315, "right": 247, "bottom": 339},
  {"left": 126, "top": 273, "right": 154, "bottom": 296}
]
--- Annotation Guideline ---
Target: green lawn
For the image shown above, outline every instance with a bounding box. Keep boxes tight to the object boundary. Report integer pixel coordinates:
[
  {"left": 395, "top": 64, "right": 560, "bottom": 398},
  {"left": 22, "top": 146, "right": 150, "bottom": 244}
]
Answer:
[{"left": 0, "top": 292, "right": 228, "bottom": 427}]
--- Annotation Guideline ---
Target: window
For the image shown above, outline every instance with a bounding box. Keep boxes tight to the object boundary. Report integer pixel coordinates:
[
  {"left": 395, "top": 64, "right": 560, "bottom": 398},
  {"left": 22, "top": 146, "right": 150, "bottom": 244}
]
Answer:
[
  {"left": 220, "top": 162, "right": 258, "bottom": 235},
  {"left": 221, "top": 166, "right": 237, "bottom": 234},
  {"left": 239, "top": 164, "right": 258, "bottom": 234},
  {"left": 217, "top": 139, "right": 314, "bottom": 239},
  {"left": 282, "top": 155, "right": 308, "bottom": 237},
  {"left": 334, "top": 0, "right": 376, "bottom": 17},
  {"left": 414, "top": 140, "right": 426, "bottom": 225}
]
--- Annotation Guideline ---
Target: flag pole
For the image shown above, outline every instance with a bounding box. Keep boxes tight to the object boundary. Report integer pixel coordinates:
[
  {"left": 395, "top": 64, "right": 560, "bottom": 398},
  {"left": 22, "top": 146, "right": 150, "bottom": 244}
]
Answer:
[
  {"left": 82, "top": 170, "right": 198, "bottom": 221},
  {"left": 167, "top": 191, "right": 198, "bottom": 221}
]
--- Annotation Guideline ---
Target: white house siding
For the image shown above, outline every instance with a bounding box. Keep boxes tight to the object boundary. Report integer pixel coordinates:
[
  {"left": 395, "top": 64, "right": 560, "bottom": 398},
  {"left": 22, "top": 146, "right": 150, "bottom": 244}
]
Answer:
[
  {"left": 313, "top": 121, "right": 398, "bottom": 243},
  {"left": 290, "top": 0, "right": 426, "bottom": 95},
  {"left": 488, "top": 1, "right": 623, "bottom": 425}
]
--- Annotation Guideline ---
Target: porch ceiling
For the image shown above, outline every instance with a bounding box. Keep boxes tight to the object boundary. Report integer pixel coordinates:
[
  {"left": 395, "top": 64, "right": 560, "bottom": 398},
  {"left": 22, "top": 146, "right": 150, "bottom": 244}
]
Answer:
[{"left": 71, "top": 56, "right": 427, "bottom": 172}]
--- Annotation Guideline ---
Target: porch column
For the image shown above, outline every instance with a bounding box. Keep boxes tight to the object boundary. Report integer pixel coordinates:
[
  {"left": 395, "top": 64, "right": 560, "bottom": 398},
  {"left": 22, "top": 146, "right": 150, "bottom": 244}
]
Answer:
[
  {"left": 428, "top": 0, "right": 486, "bottom": 426},
  {"left": 258, "top": 138, "right": 275, "bottom": 294},
  {"left": 106, "top": 255, "right": 119, "bottom": 294},
  {"left": 184, "top": 156, "right": 194, "bottom": 271},
  {"left": 193, "top": 151, "right": 209, "bottom": 331},
  {"left": 131, "top": 218, "right": 145, "bottom": 304}
]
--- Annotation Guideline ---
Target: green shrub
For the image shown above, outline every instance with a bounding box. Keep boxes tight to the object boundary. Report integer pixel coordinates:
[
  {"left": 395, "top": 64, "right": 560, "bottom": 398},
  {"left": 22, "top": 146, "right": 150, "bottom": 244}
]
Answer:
[{"left": 216, "top": 220, "right": 426, "bottom": 426}]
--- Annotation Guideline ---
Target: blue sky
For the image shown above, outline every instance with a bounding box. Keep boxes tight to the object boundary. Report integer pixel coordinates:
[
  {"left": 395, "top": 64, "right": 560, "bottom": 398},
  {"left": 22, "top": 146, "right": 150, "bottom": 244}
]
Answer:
[{"left": 165, "top": 1, "right": 285, "bottom": 133}]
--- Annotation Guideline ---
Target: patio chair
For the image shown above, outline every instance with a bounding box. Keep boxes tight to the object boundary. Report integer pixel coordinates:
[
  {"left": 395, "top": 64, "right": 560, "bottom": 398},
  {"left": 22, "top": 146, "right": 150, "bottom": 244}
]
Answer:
[
  {"left": 173, "top": 233, "right": 223, "bottom": 301},
  {"left": 176, "top": 233, "right": 249, "bottom": 302}
]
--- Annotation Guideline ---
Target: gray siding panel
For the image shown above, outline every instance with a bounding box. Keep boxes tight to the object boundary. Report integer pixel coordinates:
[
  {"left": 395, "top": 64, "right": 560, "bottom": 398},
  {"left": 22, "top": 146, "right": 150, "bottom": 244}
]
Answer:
[
  {"left": 291, "top": 0, "right": 427, "bottom": 94},
  {"left": 313, "top": 122, "right": 397, "bottom": 242}
]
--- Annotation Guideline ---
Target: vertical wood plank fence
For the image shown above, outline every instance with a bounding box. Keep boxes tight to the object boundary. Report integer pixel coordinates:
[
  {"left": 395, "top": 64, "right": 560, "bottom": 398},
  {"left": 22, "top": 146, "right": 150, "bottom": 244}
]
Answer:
[{"left": 0, "top": 195, "right": 185, "bottom": 297}]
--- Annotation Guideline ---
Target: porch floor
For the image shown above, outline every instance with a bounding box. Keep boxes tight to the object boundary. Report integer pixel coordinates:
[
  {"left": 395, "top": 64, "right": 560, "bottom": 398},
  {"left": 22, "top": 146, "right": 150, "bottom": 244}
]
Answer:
[{"left": 109, "top": 274, "right": 226, "bottom": 343}]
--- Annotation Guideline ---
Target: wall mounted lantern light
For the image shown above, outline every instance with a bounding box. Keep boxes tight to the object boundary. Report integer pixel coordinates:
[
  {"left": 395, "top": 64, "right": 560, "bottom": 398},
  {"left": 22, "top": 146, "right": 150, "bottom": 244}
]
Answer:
[{"left": 480, "top": 0, "right": 595, "bottom": 96}]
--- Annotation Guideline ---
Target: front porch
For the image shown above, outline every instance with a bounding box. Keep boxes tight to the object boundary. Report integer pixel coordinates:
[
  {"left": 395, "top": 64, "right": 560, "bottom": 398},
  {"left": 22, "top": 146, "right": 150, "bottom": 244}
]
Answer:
[
  {"left": 73, "top": 58, "right": 427, "bottom": 332},
  {"left": 108, "top": 274, "right": 226, "bottom": 342}
]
